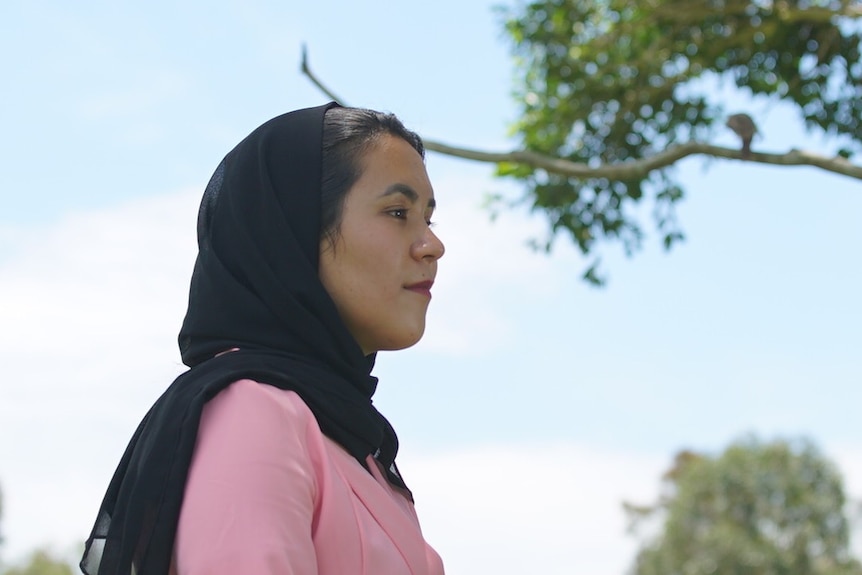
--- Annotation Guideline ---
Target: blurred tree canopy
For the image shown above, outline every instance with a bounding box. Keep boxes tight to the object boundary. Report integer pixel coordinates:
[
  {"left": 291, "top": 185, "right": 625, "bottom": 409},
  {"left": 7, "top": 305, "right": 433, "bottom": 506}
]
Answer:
[
  {"left": 0, "top": 482, "right": 74, "bottom": 575},
  {"left": 1, "top": 551, "right": 74, "bottom": 575},
  {"left": 625, "top": 437, "right": 862, "bottom": 575},
  {"left": 305, "top": 0, "right": 862, "bottom": 284},
  {"left": 0, "top": 484, "right": 4, "bottom": 557}
]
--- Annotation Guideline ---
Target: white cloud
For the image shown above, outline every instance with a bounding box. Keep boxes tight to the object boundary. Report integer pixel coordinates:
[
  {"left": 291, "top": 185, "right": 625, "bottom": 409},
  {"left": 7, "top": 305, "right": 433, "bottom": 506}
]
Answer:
[
  {"left": 0, "top": 188, "right": 198, "bottom": 373},
  {"left": 3, "top": 177, "right": 856, "bottom": 573},
  {"left": 0, "top": 189, "right": 200, "bottom": 560},
  {"left": 401, "top": 443, "right": 862, "bottom": 575},
  {"left": 419, "top": 170, "right": 580, "bottom": 355},
  {"left": 828, "top": 445, "right": 862, "bottom": 557},
  {"left": 401, "top": 443, "right": 666, "bottom": 575},
  {"left": 0, "top": 175, "right": 578, "bottom": 559}
]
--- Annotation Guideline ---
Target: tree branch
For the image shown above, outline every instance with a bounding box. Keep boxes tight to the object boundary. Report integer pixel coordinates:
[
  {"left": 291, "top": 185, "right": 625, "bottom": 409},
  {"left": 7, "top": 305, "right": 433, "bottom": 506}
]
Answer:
[
  {"left": 654, "top": 0, "right": 862, "bottom": 23},
  {"left": 300, "top": 47, "right": 862, "bottom": 182},
  {"left": 300, "top": 45, "right": 344, "bottom": 105},
  {"left": 422, "top": 140, "right": 862, "bottom": 181}
]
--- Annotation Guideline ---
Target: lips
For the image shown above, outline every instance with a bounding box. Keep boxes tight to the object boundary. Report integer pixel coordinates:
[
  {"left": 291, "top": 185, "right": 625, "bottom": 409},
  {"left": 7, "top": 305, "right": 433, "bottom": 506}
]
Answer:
[{"left": 405, "top": 280, "right": 434, "bottom": 298}]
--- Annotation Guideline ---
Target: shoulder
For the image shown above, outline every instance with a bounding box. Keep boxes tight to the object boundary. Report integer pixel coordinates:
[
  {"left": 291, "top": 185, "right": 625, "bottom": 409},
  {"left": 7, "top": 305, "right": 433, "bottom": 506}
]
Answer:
[
  {"left": 203, "top": 379, "right": 318, "bottom": 432},
  {"left": 177, "top": 380, "right": 325, "bottom": 574},
  {"left": 195, "top": 379, "right": 327, "bottom": 468}
]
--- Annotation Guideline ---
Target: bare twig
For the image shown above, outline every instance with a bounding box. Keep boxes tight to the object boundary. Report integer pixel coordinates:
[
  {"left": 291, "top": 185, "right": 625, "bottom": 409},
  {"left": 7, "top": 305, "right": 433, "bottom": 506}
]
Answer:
[
  {"left": 300, "top": 44, "right": 344, "bottom": 104},
  {"left": 300, "top": 47, "right": 862, "bottom": 182},
  {"left": 422, "top": 140, "right": 862, "bottom": 181}
]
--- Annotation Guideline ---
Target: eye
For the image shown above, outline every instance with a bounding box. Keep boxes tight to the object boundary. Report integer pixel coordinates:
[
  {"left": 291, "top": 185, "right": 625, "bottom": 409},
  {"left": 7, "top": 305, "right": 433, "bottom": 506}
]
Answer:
[{"left": 388, "top": 208, "right": 408, "bottom": 219}]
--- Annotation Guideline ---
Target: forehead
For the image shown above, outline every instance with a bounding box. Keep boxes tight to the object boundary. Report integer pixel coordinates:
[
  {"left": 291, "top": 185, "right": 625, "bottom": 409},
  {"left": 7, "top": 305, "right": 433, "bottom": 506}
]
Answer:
[{"left": 356, "top": 135, "right": 434, "bottom": 198}]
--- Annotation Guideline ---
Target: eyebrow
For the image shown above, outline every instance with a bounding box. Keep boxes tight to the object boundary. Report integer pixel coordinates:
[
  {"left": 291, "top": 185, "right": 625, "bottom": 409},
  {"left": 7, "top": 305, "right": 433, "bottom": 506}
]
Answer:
[{"left": 381, "top": 183, "right": 436, "bottom": 208}]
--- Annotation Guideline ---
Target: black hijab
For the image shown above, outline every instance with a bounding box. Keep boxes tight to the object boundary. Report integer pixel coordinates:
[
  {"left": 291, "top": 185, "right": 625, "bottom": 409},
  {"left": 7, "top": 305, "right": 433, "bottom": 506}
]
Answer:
[{"left": 81, "top": 103, "right": 408, "bottom": 575}]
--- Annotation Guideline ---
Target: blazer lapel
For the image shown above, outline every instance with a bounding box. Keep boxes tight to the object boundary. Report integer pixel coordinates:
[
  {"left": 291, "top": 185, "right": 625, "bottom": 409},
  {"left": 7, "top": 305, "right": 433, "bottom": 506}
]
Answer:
[{"left": 329, "top": 446, "right": 428, "bottom": 572}]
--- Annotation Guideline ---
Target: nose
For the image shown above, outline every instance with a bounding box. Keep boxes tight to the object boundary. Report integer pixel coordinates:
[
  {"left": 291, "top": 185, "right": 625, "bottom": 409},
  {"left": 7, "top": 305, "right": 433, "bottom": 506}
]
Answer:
[{"left": 412, "top": 227, "right": 445, "bottom": 261}]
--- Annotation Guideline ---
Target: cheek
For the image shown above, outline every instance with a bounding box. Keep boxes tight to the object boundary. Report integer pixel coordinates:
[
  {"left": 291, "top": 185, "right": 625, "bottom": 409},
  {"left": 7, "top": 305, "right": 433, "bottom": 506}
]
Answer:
[
  {"left": 319, "top": 249, "right": 358, "bottom": 315},
  {"left": 346, "top": 238, "right": 397, "bottom": 290},
  {"left": 325, "top": 232, "right": 412, "bottom": 297},
  {"left": 326, "top": 244, "right": 392, "bottom": 314}
]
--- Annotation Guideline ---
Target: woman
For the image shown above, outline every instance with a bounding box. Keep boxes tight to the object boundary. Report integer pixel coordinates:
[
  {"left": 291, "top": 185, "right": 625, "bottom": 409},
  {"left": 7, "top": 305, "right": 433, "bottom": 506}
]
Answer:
[{"left": 80, "top": 102, "right": 446, "bottom": 574}]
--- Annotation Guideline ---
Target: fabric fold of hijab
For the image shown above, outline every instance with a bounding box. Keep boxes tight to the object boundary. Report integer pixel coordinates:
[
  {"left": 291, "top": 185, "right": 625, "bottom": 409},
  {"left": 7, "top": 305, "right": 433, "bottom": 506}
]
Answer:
[{"left": 81, "top": 103, "right": 409, "bottom": 575}]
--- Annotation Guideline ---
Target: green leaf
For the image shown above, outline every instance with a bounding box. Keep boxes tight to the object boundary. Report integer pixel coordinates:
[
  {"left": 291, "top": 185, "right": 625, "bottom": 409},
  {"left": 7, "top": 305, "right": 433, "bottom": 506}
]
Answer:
[{"left": 497, "top": 0, "right": 862, "bottom": 284}]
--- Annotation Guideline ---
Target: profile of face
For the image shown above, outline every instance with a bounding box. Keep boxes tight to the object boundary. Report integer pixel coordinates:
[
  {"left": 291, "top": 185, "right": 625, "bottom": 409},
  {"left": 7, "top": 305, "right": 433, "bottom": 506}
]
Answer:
[{"left": 319, "top": 135, "right": 445, "bottom": 355}]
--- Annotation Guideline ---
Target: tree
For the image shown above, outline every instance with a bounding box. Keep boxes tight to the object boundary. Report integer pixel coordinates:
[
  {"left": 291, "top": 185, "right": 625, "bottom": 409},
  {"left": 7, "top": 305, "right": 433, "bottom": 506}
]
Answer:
[
  {"left": 625, "top": 437, "right": 862, "bottom": 575},
  {"left": 0, "top": 481, "right": 74, "bottom": 575},
  {"left": 0, "top": 483, "right": 4, "bottom": 567},
  {"left": 1, "top": 551, "right": 74, "bottom": 575},
  {"left": 303, "top": 0, "right": 862, "bottom": 284}
]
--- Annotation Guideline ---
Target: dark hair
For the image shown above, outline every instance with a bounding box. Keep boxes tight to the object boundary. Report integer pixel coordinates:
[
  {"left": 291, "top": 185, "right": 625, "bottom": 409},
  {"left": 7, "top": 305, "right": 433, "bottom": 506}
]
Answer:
[{"left": 320, "top": 107, "right": 425, "bottom": 247}]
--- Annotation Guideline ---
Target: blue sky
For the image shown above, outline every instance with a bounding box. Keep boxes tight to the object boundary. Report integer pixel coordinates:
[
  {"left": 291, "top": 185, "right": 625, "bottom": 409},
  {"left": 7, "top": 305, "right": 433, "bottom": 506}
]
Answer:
[{"left": 1, "top": 2, "right": 861, "bottom": 574}]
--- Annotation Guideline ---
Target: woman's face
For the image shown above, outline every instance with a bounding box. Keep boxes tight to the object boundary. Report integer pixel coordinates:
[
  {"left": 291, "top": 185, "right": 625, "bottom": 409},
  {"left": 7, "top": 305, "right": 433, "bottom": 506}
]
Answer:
[{"left": 319, "top": 135, "right": 445, "bottom": 355}]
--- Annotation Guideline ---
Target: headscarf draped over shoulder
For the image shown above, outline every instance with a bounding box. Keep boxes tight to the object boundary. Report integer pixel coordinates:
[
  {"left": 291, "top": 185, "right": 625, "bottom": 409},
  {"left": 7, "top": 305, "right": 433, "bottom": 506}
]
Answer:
[{"left": 81, "top": 103, "right": 408, "bottom": 575}]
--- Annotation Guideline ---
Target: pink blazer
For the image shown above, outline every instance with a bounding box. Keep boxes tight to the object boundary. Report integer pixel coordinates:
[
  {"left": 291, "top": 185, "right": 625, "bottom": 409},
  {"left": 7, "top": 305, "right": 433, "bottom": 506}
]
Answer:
[{"left": 172, "top": 379, "right": 444, "bottom": 574}]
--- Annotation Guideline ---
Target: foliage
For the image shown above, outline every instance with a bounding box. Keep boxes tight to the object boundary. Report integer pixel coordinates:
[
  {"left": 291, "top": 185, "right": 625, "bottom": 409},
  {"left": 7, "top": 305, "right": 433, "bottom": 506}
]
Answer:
[
  {"left": 625, "top": 437, "right": 862, "bottom": 575},
  {"left": 0, "top": 481, "right": 74, "bottom": 575},
  {"left": 497, "top": 0, "right": 862, "bottom": 284},
  {"left": 2, "top": 550, "right": 75, "bottom": 575}
]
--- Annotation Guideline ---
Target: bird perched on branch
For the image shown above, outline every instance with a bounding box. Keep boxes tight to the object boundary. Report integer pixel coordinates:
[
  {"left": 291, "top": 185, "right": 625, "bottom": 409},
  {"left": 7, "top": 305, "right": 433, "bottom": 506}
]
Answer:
[{"left": 725, "top": 113, "right": 758, "bottom": 160}]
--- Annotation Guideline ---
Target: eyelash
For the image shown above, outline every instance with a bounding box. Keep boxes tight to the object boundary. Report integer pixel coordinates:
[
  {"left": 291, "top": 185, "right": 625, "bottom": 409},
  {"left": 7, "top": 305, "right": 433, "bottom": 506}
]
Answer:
[{"left": 387, "top": 208, "right": 436, "bottom": 227}]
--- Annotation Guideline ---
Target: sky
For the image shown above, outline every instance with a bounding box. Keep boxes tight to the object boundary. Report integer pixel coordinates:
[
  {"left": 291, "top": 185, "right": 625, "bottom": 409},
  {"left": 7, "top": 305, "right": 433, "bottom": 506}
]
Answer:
[{"left": 1, "top": 2, "right": 861, "bottom": 574}]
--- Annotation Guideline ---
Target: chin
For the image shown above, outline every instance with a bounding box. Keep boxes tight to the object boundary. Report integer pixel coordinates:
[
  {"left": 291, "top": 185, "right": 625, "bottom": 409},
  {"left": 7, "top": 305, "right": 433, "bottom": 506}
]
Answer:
[{"left": 377, "top": 326, "right": 426, "bottom": 352}]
